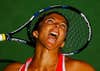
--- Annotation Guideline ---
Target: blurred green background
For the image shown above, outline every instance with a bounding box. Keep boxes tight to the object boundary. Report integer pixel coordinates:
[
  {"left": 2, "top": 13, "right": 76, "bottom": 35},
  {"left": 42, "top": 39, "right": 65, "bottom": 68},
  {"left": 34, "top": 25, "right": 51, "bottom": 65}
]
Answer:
[{"left": 0, "top": 0, "right": 99, "bottom": 71}]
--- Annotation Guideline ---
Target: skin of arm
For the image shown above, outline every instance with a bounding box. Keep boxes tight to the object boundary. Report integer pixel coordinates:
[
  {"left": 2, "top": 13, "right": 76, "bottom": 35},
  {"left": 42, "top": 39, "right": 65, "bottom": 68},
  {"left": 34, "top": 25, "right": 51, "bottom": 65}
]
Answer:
[
  {"left": 65, "top": 57, "right": 95, "bottom": 71},
  {"left": 3, "top": 62, "right": 22, "bottom": 71}
]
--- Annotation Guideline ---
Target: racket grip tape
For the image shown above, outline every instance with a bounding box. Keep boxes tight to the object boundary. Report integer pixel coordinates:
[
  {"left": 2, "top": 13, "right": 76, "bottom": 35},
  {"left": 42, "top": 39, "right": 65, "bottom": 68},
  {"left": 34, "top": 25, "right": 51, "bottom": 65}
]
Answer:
[{"left": 0, "top": 34, "right": 6, "bottom": 41}]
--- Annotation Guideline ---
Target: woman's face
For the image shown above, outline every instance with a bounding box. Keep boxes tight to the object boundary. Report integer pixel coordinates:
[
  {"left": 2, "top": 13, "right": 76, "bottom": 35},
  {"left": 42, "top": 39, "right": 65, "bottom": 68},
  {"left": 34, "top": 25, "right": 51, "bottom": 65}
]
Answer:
[{"left": 33, "top": 13, "right": 68, "bottom": 50}]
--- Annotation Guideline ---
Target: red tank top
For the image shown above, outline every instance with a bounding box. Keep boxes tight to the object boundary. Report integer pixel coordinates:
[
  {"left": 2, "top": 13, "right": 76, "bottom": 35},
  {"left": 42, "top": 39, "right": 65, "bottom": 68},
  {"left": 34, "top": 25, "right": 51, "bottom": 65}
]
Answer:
[{"left": 19, "top": 54, "right": 66, "bottom": 71}]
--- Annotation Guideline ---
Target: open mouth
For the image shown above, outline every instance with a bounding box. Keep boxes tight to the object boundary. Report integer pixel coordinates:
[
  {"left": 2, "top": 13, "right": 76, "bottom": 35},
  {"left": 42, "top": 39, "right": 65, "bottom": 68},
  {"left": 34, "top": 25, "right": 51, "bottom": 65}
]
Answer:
[
  {"left": 47, "top": 31, "right": 58, "bottom": 43},
  {"left": 50, "top": 32, "right": 58, "bottom": 38}
]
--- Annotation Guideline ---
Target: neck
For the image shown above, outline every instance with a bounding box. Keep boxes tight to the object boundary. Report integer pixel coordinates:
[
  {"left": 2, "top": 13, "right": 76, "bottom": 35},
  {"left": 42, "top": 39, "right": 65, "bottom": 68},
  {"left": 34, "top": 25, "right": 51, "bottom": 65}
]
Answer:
[{"left": 28, "top": 43, "right": 61, "bottom": 71}]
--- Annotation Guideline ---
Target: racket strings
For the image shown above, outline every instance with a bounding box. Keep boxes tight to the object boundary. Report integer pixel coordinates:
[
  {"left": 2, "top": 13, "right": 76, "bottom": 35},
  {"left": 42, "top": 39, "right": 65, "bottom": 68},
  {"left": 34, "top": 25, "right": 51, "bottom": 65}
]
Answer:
[
  {"left": 67, "top": 12, "right": 81, "bottom": 47},
  {"left": 61, "top": 10, "right": 89, "bottom": 53}
]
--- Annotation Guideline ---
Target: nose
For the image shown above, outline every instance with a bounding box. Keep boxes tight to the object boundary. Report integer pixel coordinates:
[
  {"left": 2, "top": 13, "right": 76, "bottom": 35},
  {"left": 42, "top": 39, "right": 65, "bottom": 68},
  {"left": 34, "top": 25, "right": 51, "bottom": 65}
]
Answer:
[
  {"left": 55, "top": 23, "right": 60, "bottom": 28},
  {"left": 53, "top": 23, "right": 59, "bottom": 32}
]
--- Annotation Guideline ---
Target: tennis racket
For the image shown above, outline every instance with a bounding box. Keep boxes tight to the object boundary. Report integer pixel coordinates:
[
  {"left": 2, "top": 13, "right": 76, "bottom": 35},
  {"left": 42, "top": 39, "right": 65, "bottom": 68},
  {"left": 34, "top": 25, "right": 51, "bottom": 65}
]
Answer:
[{"left": 0, "top": 5, "right": 92, "bottom": 56}]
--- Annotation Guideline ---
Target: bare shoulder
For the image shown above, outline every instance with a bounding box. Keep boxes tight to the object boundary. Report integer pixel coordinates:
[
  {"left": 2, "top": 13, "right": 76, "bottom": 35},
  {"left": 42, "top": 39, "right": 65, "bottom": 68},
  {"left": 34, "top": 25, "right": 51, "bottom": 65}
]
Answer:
[
  {"left": 3, "top": 62, "right": 23, "bottom": 71},
  {"left": 65, "top": 57, "right": 95, "bottom": 71}
]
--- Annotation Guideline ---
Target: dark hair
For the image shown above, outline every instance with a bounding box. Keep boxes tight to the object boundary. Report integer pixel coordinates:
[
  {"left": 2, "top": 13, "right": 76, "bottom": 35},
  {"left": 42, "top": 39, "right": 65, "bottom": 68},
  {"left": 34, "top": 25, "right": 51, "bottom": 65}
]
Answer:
[{"left": 30, "top": 11, "right": 69, "bottom": 47}]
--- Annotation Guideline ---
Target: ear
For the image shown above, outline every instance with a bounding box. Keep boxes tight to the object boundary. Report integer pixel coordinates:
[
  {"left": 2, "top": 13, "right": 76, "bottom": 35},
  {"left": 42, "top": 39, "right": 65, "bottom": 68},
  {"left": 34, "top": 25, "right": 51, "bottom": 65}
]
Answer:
[
  {"left": 32, "top": 31, "right": 39, "bottom": 38},
  {"left": 60, "top": 42, "right": 65, "bottom": 48}
]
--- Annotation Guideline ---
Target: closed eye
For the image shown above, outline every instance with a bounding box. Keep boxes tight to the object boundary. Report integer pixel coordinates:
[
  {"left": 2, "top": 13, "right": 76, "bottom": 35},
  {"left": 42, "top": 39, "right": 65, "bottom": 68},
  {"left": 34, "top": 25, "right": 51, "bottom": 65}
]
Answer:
[
  {"left": 45, "top": 18, "right": 55, "bottom": 24},
  {"left": 60, "top": 23, "right": 66, "bottom": 29}
]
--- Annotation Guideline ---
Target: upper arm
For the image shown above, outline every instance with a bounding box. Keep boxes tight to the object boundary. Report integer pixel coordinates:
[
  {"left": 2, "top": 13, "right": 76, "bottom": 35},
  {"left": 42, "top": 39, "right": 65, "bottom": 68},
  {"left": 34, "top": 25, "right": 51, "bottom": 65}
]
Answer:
[
  {"left": 65, "top": 59, "right": 95, "bottom": 71},
  {"left": 3, "top": 62, "right": 22, "bottom": 71},
  {"left": 72, "top": 61, "right": 95, "bottom": 71}
]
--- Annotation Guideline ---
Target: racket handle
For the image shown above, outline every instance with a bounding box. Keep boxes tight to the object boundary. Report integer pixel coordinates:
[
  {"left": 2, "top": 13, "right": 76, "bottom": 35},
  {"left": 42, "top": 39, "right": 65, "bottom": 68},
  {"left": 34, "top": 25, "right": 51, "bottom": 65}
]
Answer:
[{"left": 0, "top": 34, "right": 6, "bottom": 41}]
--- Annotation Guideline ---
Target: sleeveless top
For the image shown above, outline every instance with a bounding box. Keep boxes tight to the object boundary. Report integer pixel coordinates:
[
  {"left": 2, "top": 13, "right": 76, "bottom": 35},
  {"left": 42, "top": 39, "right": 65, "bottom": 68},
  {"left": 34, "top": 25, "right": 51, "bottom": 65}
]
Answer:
[{"left": 19, "top": 54, "right": 66, "bottom": 71}]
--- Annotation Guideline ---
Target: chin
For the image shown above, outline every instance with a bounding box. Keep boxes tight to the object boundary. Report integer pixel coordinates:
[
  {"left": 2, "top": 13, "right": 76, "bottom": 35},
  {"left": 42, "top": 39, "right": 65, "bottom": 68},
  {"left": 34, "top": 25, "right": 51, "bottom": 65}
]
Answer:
[{"left": 42, "top": 41, "right": 59, "bottom": 50}]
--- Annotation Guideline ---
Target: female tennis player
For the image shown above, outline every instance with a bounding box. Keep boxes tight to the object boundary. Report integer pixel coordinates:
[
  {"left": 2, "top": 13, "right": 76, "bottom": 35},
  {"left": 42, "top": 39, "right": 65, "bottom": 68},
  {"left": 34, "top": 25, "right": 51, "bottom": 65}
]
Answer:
[{"left": 4, "top": 12, "right": 95, "bottom": 71}]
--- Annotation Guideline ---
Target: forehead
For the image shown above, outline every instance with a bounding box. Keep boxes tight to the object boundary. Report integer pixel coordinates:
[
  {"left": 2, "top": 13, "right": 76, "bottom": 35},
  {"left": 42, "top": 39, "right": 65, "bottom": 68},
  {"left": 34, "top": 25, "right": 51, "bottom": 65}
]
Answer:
[{"left": 44, "top": 13, "right": 67, "bottom": 23}]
